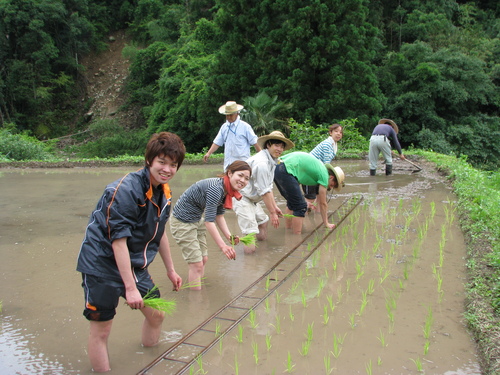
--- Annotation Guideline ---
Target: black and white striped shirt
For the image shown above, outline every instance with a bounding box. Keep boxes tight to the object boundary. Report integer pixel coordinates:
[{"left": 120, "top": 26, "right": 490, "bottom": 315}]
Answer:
[{"left": 172, "top": 178, "right": 226, "bottom": 223}]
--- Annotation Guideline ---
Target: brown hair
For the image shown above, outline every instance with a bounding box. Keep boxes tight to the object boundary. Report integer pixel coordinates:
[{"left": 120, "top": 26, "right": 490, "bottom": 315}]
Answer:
[
  {"left": 224, "top": 160, "right": 252, "bottom": 177},
  {"left": 144, "top": 132, "right": 186, "bottom": 169},
  {"left": 329, "top": 123, "right": 343, "bottom": 134}
]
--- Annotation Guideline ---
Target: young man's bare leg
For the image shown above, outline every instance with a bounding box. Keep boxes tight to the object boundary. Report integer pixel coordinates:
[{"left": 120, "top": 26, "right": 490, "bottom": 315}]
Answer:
[
  {"left": 256, "top": 222, "right": 268, "bottom": 241},
  {"left": 291, "top": 216, "right": 304, "bottom": 234},
  {"left": 88, "top": 320, "right": 113, "bottom": 372},
  {"left": 188, "top": 261, "right": 204, "bottom": 290},
  {"left": 141, "top": 307, "right": 165, "bottom": 347},
  {"left": 285, "top": 208, "right": 293, "bottom": 229}
]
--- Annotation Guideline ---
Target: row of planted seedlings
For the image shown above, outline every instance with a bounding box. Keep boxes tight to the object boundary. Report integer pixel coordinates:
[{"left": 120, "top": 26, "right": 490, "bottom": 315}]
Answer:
[{"left": 192, "top": 194, "right": 458, "bottom": 374}]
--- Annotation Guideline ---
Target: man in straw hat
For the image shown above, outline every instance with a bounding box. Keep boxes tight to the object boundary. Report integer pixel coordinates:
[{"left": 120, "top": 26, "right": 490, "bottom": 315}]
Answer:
[
  {"left": 203, "top": 101, "right": 262, "bottom": 171},
  {"left": 274, "top": 151, "right": 345, "bottom": 234},
  {"left": 233, "top": 131, "right": 294, "bottom": 253},
  {"left": 369, "top": 118, "right": 405, "bottom": 176}
]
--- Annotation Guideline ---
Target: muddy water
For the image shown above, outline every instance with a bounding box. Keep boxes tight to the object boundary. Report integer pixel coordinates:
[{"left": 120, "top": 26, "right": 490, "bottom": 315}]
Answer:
[{"left": 0, "top": 160, "right": 480, "bottom": 374}]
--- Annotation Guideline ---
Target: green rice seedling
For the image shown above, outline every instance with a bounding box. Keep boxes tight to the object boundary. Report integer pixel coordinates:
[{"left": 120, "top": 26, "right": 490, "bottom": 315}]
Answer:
[
  {"left": 365, "top": 359, "right": 373, "bottom": 375},
  {"left": 399, "top": 279, "right": 404, "bottom": 290},
  {"left": 355, "top": 261, "right": 364, "bottom": 281},
  {"left": 423, "top": 340, "right": 430, "bottom": 355},
  {"left": 346, "top": 279, "right": 351, "bottom": 292},
  {"left": 289, "top": 305, "right": 295, "bottom": 321},
  {"left": 324, "top": 354, "right": 333, "bottom": 374},
  {"left": 301, "top": 289, "right": 307, "bottom": 308},
  {"left": 275, "top": 291, "right": 282, "bottom": 304},
  {"left": 299, "top": 340, "right": 311, "bottom": 356},
  {"left": 215, "top": 321, "right": 221, "bottom": 337},
  {"left": 403, "top": 263, "right": 409, "bottom": 280},
  {"left": 331, "top": 333, "right": 342, "bottom": 358},
  {"left": 358, "top": 291, "right": 368, "bottom": 316},
  {"left": 285, "top": 351, "right": 295, "bottom": 373},
  {"left": 327, "top": 295, "right": 335, "bottom": 312},
  {"left": 232, "top": 354, "right": 240, "bottom": 375},
  {"left": 380, "top": 269, "right": 390, "bottom": 284},
  {"left": 367, "top": 279, "right": 375, "bottom": 295},
  {"left": 217, "top": 339, "right": 223, "bottom": 354},
  {"left": 265, "top": 333, "right": 272, "bottom": 351},
  {"left": 377, "top": 329, "right": 387, "bottom": 347},
  {"left": 252, "top": 341, "right": 259, "bottom": 364},
  {"left": 349, "top": 313, "right": 356, "bottom": 329},
  {"left": 311, "top": 250, "right": 321, "bottom": 268},
  {"left": 271, "top": 315, "right": 282, "bottom": 334},
  {"left": 247, "top": 309, "right": 258, "bottom": 329},
  {"left": 337, "top": 286, "right": 344, "bottom": 304},
  {"left": 142, "top": 286, "right": 176, "bottom": 314},
  {"left": 323, "top": 305, "right": 330, "bottom": 325},
  {"left": 316, "top": 277, "right": 326, "bottom": 297},
  {"left": 195, "top": 354, "right": 207, "bottom": 375},
  {"left": 234, "top": 324, "right": 244, "bottom": 343},
  {"left": 305, "top": 322, "right": 314, "bottom": 342},
  {"left": 410, "top": 357, "right": 423, "bottom": 372},
  {"left": 180, "top": 278, "right": 207, "bottom": 290},
  {"left": 423, "top": 307, "right": 433, "bottom": 339},
  {"left": 332, "top": 259, "right": 337, "bottom": 271},
  {"left": 265, "top": 297, "right": 270, "bottom": 313},
  {"left": 342, "top": 244, "right": 349, "bottom": 263},
  {"left": 265, "top": 275, "right": 271, "bottom": 291},
  {"left": 378, "top": 357, "right": 382, "bottom": 366}
]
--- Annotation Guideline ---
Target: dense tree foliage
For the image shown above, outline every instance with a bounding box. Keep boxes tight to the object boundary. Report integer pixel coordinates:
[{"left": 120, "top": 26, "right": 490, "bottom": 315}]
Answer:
[{"left": 0, "top": 0, "right": 499, "bottom": 168}]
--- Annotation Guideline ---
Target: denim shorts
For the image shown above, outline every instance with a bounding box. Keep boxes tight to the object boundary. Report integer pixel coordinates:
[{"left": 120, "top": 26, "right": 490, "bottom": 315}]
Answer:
[
  {"left": 274, "top": 163, "right": 307, "bottom": 217},
  {"left": 81, "top": 271, "right": 158, "bottom": 321}
]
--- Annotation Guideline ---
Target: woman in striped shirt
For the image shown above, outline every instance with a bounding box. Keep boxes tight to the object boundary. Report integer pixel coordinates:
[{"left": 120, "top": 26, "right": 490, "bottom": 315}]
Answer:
[
  {"left": 303, "top": 124, "right": 343, "bottom": 210},
  {"left": 170, "top": 161, "right": 251, "bottom": 290}
]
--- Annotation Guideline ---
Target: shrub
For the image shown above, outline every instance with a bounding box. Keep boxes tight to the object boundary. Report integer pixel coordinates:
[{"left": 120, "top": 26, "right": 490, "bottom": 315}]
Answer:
[{"left": 0, "top": 128, "right": 53, "bottom": 161}]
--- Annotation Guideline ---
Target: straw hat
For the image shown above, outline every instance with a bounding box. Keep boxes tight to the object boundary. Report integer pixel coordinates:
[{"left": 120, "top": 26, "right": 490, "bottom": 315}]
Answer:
[
  {"left": 378, "top": 118, "right": 399, "bottom": 134},
  {"left": 257, "top": 131, "right": 295, "bottom": 151},
  {"left": 219, "top": 101, "right": 244, "bottom": 115},
  {"left": 325, "top": 165, "right": 345, "bottom": 191}
]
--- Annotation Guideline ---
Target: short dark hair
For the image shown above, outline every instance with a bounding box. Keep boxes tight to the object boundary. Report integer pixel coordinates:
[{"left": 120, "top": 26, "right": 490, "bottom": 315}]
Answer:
[
  {"left": 265, "top": 139, "right": 286, "bottom": 149},
  {"left": 144, "top": 132, "right": 186, "bottom": 169}
]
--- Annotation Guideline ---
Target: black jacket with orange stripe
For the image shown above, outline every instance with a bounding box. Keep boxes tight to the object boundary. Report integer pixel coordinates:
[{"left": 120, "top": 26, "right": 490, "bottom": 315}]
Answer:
[{"left": 76, "top": 166, "right": 172, "bottom": 282}]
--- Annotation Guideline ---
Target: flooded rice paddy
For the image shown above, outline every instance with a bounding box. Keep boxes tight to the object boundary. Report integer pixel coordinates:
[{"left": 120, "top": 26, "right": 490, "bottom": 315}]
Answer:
[{"left": 0, "top": 160, "right": 480, "bottom": 374}]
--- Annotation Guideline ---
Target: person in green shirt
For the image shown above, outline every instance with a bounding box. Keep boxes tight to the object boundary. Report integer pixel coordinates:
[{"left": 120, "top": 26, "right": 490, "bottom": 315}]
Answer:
[{"left": 274, "top": 151, "right": 345, "bottom": 234}]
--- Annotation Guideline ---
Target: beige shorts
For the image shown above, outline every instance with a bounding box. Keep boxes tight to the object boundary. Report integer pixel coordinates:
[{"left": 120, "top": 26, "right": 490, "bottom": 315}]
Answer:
[
  {"left": 170, "top": 216, "right": 208, "bottom": 263},
  {"left": 233, "top": 197, "right": 269, "bottom": 235}
]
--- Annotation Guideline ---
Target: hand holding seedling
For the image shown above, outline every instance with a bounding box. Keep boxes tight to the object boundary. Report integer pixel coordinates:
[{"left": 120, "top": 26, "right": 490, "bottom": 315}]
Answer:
[
  {"left": 230, "top": 234, "right": 240, "bottom": 246},
  {"left": 125, "top": 287, "right": 144, "bottom": 310},
  {"left": 221, "top": 243, "right": 236, "bottom": 260}
]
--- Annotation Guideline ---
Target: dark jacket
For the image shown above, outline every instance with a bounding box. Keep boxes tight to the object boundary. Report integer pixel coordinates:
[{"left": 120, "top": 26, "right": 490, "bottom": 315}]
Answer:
[{"left": 77, "top": 167, "right": 172, "bottom": 281}]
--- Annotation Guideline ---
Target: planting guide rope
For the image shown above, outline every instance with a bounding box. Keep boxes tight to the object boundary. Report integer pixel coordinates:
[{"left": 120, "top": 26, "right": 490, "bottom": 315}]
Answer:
[{"left": 137, "top": 195, "right": 364, "bottom": 375}]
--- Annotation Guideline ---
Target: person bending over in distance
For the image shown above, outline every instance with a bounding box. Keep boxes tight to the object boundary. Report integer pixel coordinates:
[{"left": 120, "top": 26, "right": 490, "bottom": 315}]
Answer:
[
  {"left": 274, "top": 151, "right": 345, "bottom": 234},
  {"left": 170, "top": 160, "right": 252, "bottom": 290},
  {"left": 203, "top": 101, "right": 261, "bottom": 171},
  {"left": 303, "top": 123, "right": 343, "bottom": 211},
  {"left": 77, "top": 132, "right": 185, "bottom": 373},
  {"left": 369, "top": 118, "right": 405, "bottom": 176},
  {"left": 233, "top": 131, "right": 295, "bottom": 253}
]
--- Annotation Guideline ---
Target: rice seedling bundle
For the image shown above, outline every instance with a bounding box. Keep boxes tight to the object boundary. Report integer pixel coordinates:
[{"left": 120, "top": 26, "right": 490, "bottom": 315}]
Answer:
[
  {"left": 239, "top": 233, "right": 257, "bottom": 246},
  {"left": 143, "top": 286, "right": 176, "bottom": 314}
]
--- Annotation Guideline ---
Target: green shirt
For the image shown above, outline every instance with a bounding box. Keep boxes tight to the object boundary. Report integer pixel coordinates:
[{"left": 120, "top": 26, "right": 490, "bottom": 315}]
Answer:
[{"left": 281, "top": 152, "right": 329, "bottom": 187}]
